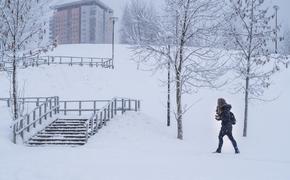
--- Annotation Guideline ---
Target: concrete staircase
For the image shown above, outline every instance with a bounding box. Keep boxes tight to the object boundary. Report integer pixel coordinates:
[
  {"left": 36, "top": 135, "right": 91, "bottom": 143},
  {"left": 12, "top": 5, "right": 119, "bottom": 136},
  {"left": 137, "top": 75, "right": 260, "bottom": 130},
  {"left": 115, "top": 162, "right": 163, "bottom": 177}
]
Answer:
[{"left": 27, "top": 119, "right": 88, "bottom": 146}]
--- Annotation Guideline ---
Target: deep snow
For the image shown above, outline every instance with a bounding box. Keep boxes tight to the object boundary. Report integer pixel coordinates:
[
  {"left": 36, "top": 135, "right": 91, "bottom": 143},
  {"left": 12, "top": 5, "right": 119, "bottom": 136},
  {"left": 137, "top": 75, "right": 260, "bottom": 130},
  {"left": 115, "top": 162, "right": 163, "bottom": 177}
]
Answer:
[{"left": 0, "top": 44, "right": 289, "bottom": 180}]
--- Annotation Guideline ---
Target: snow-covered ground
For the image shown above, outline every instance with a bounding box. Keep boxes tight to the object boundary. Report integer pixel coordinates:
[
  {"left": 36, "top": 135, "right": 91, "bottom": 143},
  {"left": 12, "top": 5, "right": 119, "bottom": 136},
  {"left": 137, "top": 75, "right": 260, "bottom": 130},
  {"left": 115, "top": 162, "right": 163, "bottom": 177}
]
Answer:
[{"left": 0, "top": 44, "right": 289, "bottom": 180}]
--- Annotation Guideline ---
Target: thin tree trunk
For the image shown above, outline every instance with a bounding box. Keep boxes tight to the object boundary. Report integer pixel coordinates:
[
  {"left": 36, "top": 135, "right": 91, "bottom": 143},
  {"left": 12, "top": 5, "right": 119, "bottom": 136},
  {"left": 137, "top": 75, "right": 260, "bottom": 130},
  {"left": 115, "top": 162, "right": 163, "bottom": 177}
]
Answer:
[
  {"left": 174, "top": 0, "right": 189, "bottom": 140},
  {"left": 243, "top": 76, "right": 249, "bottom": 137},
  {"left": 176, "top": 70, "right": 183, "bottom": 140},
  {"left": 167, "top": 54, "right": 171, "bottom": 127},
  {"left": 12, "top": 46, "right": 18, "bottom": 120},
  {"left": 176, "top": 36, "right": 184, "bottom": 140},
  {"left": 243, "top": 0, "right": 254, "bottom": 137}
]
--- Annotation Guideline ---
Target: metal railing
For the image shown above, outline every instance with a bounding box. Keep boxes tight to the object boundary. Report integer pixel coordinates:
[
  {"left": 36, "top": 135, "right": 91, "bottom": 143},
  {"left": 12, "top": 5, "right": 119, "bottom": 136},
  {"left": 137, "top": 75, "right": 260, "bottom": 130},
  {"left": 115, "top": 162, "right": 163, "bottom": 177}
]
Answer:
[
  {"left": 12, "top": 96, "right": 60, "bottom": 144},
  {"left": 0, "top": 98, "right": 111, "bottom": 115},
  {"left": 1, "top": 96, "right": 141, "bottom": 144},
  {"left": 0, "top": 97, "right": 58, "bottom": 108},
  {"left": 0, "top": 55, "right": 114, "bottom": 71},
  {"left": 85, "top": 98, "right": 141, "bottom": 142},
  {"left": 59, "top": 100, "right": 110, "bottom": 116}
]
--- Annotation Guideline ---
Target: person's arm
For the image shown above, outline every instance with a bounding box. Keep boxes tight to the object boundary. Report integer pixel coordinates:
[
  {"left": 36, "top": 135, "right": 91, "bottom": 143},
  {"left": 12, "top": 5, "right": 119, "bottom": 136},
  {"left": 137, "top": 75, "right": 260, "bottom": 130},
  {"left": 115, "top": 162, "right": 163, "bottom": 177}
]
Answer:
[{"left": 215, "top": 107, "right": 221, "bottom": 121}]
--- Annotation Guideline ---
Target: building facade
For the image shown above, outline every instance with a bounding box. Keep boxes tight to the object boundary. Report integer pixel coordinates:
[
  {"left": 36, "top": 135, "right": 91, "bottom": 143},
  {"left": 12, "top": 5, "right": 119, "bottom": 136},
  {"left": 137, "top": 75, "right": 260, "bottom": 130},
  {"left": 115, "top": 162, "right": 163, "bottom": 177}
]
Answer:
[{"left": 50, "top": 0, "right": 113, "bottom": 44}]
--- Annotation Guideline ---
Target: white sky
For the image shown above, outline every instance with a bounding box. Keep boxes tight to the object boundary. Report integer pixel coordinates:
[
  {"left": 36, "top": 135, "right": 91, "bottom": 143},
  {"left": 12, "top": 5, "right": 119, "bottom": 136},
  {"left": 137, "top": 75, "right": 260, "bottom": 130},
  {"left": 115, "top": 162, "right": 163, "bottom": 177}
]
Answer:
[
  {"left": 103, "top": 0, "right": 289, "bottom": 41},
  {"left": 53, "top": 0, "right": 290, "bottom": 40},
  {"left": 103, "top": 0, "right": 290, "bottom": 26},
  {"left": 269, "top": 0, "right": 290, "bottom": 28}
]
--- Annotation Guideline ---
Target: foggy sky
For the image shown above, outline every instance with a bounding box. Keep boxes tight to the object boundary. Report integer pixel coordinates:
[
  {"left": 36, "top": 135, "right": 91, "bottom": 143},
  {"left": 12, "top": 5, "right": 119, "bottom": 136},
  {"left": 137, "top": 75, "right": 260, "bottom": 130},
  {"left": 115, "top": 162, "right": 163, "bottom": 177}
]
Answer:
[
  {"left": 270, "top": 0, "right": 290, "bottom": 28},
  {"left": 103, "top": 0, "right": 290, "bottom": 28}
]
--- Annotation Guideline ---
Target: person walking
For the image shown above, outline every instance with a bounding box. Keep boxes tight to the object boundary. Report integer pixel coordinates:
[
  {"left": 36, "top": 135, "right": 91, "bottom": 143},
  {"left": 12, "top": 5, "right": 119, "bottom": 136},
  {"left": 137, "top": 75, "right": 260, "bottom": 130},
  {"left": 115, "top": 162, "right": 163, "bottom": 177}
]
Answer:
[{"left": 215, "top": 98, "right": 240, "bottom": 154}]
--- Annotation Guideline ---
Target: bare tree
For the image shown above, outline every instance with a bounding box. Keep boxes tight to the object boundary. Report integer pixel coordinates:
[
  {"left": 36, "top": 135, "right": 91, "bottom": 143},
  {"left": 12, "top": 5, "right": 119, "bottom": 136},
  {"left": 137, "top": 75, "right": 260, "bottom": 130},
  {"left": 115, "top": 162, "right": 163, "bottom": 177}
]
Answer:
[
  {"left": 224, "top": 0, "right": 287, "bottom": 137},
  {"left": 0, "top": 0, "right": 54, "bottom": 120},
  {"left": 130, "top": 0, "right": 226, "bottom": 140},
  {"left": 120, "top": 0, "right": 159, "bottom": 44}
]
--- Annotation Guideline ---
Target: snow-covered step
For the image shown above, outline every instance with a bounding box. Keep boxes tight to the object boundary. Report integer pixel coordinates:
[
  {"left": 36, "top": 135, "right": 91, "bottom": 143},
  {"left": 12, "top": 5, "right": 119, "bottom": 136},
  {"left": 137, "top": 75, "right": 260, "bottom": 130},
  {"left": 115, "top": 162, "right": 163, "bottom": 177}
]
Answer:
[
  {"left": 45, "top": 127, "right": 86, "bottom": 130},
  {"left": 49, "top": 124, "right": 85, "bottom": 126},
  {"left": 28, "top": 142, "right": 86, "bottom": 146},
  {"left": 47, "top": 126, "right": 86, "bottom": 129},
  {"left": 27, "top": 118, "right": 88, "bottom": 146},
  {"left": 34, "top": 135, "right": 86, "bottom": 139},
  {"left": 29, "top": 138, "right": 86, "bottom": 142},
  {"left": 41, "top": 131, "right": 86, "bottom": 135},
  {"left": 43, "top": 130, "right": 86, "bottom": 133}
]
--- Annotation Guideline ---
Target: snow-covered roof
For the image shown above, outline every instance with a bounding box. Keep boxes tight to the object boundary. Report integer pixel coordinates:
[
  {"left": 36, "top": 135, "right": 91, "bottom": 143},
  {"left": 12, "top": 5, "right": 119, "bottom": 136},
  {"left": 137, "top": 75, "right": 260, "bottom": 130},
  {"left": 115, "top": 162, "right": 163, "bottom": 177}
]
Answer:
[{"left": 52, "top": 0, "right": 113, "bottom": 12}]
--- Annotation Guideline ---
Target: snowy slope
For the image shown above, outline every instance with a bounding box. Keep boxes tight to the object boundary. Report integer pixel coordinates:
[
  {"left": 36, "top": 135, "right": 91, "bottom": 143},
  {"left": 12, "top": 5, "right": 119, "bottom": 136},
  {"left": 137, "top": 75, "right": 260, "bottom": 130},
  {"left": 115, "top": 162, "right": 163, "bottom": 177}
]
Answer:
[{"left": 0, "top": 44, "right": 289, "bottom": 180}]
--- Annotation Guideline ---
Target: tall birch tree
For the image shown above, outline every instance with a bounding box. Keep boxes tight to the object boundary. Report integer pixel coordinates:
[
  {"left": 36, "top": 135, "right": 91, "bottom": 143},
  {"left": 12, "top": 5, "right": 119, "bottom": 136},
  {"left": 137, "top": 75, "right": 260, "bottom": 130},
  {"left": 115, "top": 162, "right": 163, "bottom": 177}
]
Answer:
[{"left": 0, "top": 0, "right": 53, "bottom": 120}]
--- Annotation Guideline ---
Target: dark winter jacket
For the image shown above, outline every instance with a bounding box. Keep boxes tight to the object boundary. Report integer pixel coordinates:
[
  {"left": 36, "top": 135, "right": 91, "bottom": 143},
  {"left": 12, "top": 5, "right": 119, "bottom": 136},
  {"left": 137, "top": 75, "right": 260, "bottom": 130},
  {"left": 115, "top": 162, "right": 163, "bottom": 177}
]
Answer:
[{"left": 219, "top": 104, "right": 236, "bottom": 127}]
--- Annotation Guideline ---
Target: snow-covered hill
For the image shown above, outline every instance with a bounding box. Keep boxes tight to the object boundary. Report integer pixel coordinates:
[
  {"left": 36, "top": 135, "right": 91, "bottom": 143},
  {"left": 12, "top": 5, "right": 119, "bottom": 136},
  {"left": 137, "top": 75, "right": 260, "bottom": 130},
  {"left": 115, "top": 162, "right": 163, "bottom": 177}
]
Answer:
[{"left": 0, "top": 44, "right": 289, "bottom": 180}]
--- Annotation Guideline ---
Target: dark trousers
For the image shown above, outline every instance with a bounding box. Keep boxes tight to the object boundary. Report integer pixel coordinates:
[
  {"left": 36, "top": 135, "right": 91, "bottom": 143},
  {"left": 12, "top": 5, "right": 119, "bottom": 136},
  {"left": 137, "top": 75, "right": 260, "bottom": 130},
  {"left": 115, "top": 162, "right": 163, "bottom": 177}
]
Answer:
[{"left": 217, "top": 125, "right": 238, "bottom": 151}]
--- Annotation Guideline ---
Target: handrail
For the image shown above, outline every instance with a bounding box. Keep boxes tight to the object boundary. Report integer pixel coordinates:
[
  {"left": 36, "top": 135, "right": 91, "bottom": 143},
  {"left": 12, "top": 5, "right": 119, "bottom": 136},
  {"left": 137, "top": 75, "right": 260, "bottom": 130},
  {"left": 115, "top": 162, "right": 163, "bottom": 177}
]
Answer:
[
  {"left": 15, "top": 105, "right": 59, "bottom": 134},
  {"left": 85, "top": 98, "right": 141, "bottom": 142},
  {"left": 1, "top": 97, "right": 141, "bottom": 116},
  {"left": 0, "top": 96, "right": 57, "bottom": 108},
  {"left": 1, "top": 98, "right": 111, "bottom": 115},
  {"left": 12, "top": 96, "right": 60, "bottom": 144},
  {"left": 0, "top": 55, "right": 114, "bottom": 71}
]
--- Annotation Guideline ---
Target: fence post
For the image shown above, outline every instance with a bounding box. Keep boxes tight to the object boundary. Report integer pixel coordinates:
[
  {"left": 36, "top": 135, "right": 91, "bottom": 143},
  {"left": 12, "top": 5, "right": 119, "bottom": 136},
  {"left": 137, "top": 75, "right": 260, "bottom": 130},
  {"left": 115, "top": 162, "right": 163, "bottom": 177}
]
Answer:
[
  {"left": 20, "top": 119, "right": 24, "bottom": 139},
  {"left": 114, "top": 99, "right": 117, "bottom": 115},
  {"left": 111, "top": 101, "right": 114, "bottom": 118},
  {"left": 27, "top": 114, "right": 30, "bottom": 132},
  {"left": 64, "top": 101, "right": 67, "bottom": 116},
  {"left": 95, "top": 114, "right": 99, "bottom": 133},
  {"left": 33, "top": 110, "right": 36, "bottom": 128},
  {"left": 122, "top": 99, "right": 124, "bottom": 114},
  {"left": 39, "top": 106, "right": 42, "bottom": 125},
  {"left": 104, "top": 109, "right": 107, "bottom": 126},
  {"left": 13, "top": 124, "right": 17, "bottom": 144},
  {"left": 36, "top": 98, "right": 39, "bottom": 107},
  {"left": 100, "top": 112, "right": 103, "bottom": 128},
  {"left": 21, "top": 98, "right": 24, "bottom": 107},
  {"left": 79, "top": 101, "right": 82, "bottom": 116},
  {"left": 135, "top": 100, "right": 138, "bottom": 112},
  {"left": 129, "top": 99, "right": 131, "bottom": 111},
  {"left": 90, "top": 118, "right": 94, "bottom": 136},
  {"left": 107, "top": 105, "right": 110, "bottom": 121},
  {"left": 94, "top": 101, "right": 96, "bottom": 114},
  {"left": 57, "top": 97, "right": 60, "bottom": 113},
  {"left": 54, "top": 97, "right": 57, "bottom": 114},
  {"left": 138, "top": 100, "right": 141, "bottom": 111},
  {"left": 44, "top": 102, "right": 47, "bottom": 120},
  {"left": 36, "top": 56, "right": 39, "bottom": 66},
  {"left": 7, "top": 99, "right": 10, "bottom": 107},
  {"left": 49, "top": 99, "right": 52, "bottom": 117},
  {"left": 85, "top": 123, "right": 89, "bottom": 143}
]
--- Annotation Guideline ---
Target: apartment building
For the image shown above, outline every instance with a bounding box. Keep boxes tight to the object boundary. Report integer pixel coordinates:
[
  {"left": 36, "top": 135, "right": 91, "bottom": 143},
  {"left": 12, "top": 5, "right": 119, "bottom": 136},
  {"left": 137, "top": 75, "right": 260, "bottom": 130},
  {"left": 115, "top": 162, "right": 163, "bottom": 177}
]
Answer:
[{"left": 50, "top": 0, "right": 113, "bottom": 44}]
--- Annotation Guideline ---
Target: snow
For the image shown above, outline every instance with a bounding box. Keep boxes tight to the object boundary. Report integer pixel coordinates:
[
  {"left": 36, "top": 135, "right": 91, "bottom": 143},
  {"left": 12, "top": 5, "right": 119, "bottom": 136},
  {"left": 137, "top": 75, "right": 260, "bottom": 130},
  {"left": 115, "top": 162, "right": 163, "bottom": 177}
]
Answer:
[{"left": 0, "top": 44, "right": 290, "bottom": 180}]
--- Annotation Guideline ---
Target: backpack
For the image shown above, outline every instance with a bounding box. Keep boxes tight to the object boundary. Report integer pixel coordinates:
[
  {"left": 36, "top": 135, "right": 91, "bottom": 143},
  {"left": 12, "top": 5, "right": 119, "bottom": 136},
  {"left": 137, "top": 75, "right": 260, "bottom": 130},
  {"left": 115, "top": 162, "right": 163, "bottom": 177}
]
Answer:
[{"left": 230, "top": 112, "right": 236, "bottom": 125}]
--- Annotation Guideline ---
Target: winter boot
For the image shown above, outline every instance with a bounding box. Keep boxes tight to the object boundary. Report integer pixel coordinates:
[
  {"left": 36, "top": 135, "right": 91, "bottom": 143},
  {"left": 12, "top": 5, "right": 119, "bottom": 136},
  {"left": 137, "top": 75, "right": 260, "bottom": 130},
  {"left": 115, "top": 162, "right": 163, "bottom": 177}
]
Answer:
[
  {"left": 234, "top": 147, "right": 240, "bottom": 154},
  {"left": 214, "top": 149, "right": 221, "bottom": 153}
]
